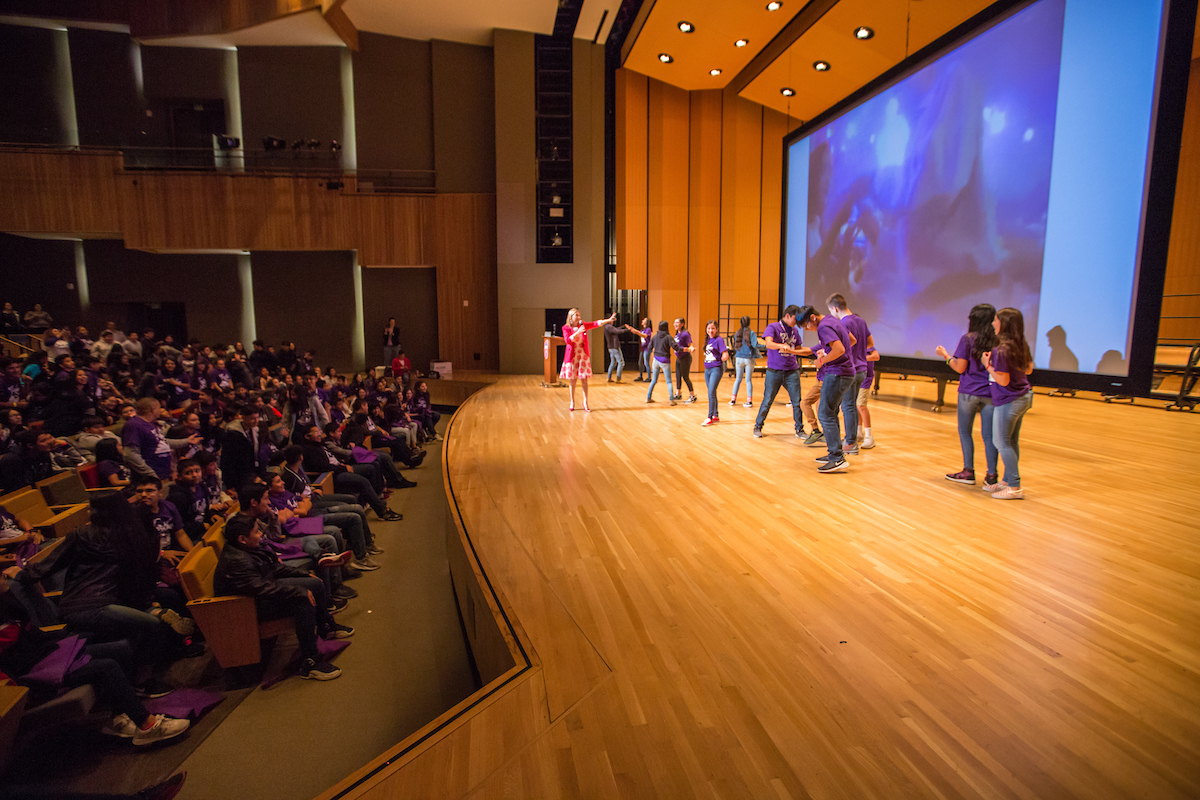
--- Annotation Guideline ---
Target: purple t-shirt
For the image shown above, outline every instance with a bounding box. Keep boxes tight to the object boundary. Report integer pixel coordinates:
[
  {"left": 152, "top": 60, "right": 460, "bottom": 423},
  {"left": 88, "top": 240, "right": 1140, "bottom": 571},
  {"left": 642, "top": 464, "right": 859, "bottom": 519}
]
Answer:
[
  {"left": 814, "top": 316, "right": 855, "bottom": 379},
  {"left": 990, "top": 347, "right": 1031, "bottom": 406},
  {"left": 703, "top": 336, "right": 727, "bottom": 369},
  {"left": 762, "top": 321, "right": 800, "bottom": 371},
  {"left": 269, "top": 489, "right": 306, "bottom": 533},
  {"left": 150, "top": 500, "right": 184, "bottom": 551},
  {"left": 865, "top": 347, "right": 877, "bottom": 382},
  {"left": 840, "top": 313, "right": 870, "bottom": 372},
  {"left": 122, "top": 416, "right": 172, "bottom": 478},
  {"left": 97, "top": 460, "right": 129, "bottom": 485},
  {"left": 673, "top": 330, "right": 693, "bottom": 355},
  {"left": 640, "top": 328, "right": 652, "bottom": 353},
  {"left": 953, "top": 334, "right": 991, "bottom": 397}
]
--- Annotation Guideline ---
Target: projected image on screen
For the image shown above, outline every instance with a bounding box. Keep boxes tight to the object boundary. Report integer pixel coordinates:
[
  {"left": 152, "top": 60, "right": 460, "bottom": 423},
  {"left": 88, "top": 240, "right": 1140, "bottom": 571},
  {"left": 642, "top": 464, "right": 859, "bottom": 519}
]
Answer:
[{"left": 803, "top": 0, "right": 1065, "bottom": 360}]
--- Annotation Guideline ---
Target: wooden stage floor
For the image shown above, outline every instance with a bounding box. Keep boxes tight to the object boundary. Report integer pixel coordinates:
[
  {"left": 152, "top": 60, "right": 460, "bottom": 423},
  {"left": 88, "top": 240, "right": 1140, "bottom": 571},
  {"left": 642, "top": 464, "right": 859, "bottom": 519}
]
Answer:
[{"left": 354, "top": 375, "right": 1200, "bottom": 799}]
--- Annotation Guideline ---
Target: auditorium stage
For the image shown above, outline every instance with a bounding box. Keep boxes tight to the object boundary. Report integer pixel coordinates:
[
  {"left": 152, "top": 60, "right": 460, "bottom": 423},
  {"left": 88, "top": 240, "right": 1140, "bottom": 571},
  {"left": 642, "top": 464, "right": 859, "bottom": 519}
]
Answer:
[{"left": 331, "top": 375, "right": 1200, "bottom": 800}]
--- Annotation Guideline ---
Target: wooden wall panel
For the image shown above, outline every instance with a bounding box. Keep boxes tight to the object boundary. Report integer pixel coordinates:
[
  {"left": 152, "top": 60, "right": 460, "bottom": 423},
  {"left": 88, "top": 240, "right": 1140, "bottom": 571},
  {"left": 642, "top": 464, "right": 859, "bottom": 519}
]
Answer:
[
  {"left": 1162, "top": 58, "right": 1200, "bottom": 343},
  {"left": 615, "top": 69, "right": 648, "bottom": 291},
  {"left": 689, "top": 91, "right": 723, "bottom": 342},
  {"left": 0, "top": 149, "right": 122, "bottom": 234},
  {"left": 354, "top": 194, "right": 432, "bottom": 266},
  {"left": 719, "top": 94, "right": 764, "bottom": 309},
  {"left": 648, "top": 80, "right": 690, "bottom": 327},
  {"left": 433, "top": 194, "right": 500, "bottom": 370},
  {"left": 758, "top": 108, "right": 788, "bottom": 310}
]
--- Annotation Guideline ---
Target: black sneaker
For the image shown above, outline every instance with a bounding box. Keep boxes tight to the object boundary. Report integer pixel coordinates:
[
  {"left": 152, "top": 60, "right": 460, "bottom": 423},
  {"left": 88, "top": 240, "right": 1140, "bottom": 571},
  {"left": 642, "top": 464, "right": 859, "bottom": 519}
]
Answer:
[
  {"left": 300, "top": 657, "right": 342, "bottom": 680},
  {"left": 983, "top": 472, "right": 999, "bottom": 488},
  {"left": 397, "top": 479, "right": 417, "bottom": 489},
  {"left": 327, "top": 596, "right": 349, "bottom": 614},
  {"left": 381, "top": 510, "right": 404, "bottom": 521},
  {"left": 342, "top": 565, "right": 363, "bottom": 580},
  {"left": 753, "top": 428, "right": 763, "bottom": 438},
  {"left": 815, "top": 453, "right": 832, "bottom": 463},
  {"left": 136, "top": 678, "right": 175, "bottom": 699},
  {"left": 685, "top": 396, "right": 697, "bottom": 404},
  {"left": 332, "top": 584, "right": 358, "bottom": 599},
  {"left": 322, "top": 623, "right": 355, "bottom": 640},
  {"left": 817, "top": 457, "right": 848, "bottom": 473}
]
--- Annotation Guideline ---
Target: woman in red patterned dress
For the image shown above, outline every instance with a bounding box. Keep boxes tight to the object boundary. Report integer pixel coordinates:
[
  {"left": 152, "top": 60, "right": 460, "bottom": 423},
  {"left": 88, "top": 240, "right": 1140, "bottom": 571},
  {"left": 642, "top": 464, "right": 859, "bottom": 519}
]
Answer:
[{"left": 560, "top": 308, "right": 616, "bottom": 413}]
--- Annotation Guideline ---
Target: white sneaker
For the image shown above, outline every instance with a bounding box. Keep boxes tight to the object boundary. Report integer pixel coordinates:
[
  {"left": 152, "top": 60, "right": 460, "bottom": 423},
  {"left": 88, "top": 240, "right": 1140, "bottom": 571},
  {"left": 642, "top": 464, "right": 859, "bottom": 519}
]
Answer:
[
  {"left": 860, "top": 436, "right": 875, "bottom": 449},
  {"left": 728, "top": 399, "right": 736, "bottom": 406},
  {"left": 990, "top": 485, "right": 1025, "bottom": 500},
  {"left": 132, "top": 715, "right": 191, "bottom": 746},
  {"left": 102, "top": 713, "right": 138, "bottom": 739},
  {"left": 744, "top": 400, "right": 753, "bottom": 408}
]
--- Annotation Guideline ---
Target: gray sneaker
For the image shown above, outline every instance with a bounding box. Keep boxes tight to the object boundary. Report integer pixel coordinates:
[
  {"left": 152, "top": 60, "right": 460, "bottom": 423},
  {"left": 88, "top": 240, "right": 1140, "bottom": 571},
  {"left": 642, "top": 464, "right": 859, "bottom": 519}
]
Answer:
[
  {"left": 843, "top": 443, "right": 860, "bottom": 456},
  {"left": 803, "top": 430, "right": 825, "bottom": 446},
  {"left": 366, "top": 544, "right": 385, "bottom": 555},
  {"left": 752, "top": 428, "right": 763, "bottom": 438},
  {"left": 132, "top": 715, "right": 191, "bottom": 746},
  {"left": 351, "top": 556, "right": 381, "bottom": 571},
  {"left": 817, "top": 457, "right": 848, "bottom": 473}
]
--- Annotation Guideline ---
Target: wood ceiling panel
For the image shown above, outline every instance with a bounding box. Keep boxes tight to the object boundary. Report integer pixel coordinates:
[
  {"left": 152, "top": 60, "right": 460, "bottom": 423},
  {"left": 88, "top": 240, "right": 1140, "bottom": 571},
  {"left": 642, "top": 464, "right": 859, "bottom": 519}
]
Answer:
[
  {"left": 624, "top": 0, "right": 796, "bottom": 91},
  {"left": 740, "top": 0, "right": 1004, "bottom": 123}
]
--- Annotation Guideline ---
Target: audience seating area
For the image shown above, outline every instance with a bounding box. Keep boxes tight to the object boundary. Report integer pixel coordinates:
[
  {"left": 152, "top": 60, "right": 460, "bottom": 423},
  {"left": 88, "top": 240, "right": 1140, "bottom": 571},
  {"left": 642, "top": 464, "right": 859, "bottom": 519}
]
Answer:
[{"left": 0, "top": 307, "right": 447, "bottom": 789}]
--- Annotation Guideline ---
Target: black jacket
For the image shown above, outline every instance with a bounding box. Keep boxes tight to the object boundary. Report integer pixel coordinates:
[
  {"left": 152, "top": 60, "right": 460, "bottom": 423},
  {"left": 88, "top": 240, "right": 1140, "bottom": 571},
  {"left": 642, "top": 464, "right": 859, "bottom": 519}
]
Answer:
[
  {"left": 214, "top": 538, "right": 310, "bottom": 606},
  {"left": 19, "top": 524, "right": 125, "bottom": 617},
  {"left": 300, "top": 440, "right": 347, "bottom": 476},
  {"left": 167, "top": 482, "right": 211, "bottom": 539},
  {"left": 219, "top": 423, "right": 258, "bottom": 493}
]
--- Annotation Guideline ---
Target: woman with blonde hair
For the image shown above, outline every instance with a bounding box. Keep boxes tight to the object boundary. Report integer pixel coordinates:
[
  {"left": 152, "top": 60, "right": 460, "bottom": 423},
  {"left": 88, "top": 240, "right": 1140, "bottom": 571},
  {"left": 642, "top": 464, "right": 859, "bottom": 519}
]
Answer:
[{"left": 560, "top": 308, "right": 616, "bottom": 412}]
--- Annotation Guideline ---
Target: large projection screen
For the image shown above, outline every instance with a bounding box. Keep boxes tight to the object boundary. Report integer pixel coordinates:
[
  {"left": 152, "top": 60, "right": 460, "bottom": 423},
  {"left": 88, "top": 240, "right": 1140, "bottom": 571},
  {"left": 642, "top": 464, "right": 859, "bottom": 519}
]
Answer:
[{"left": 780, "top": 0, "right": 1192, "bottom": 394}]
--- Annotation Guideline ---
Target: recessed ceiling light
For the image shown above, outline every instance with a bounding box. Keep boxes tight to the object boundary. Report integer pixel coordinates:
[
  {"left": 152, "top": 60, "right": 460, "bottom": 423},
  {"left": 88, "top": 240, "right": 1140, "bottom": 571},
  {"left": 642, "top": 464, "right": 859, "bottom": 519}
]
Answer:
[
  {"left": 678, "top": 21, "right": 695, "bottom": 33},
  {"left": 781, "top": 87, "right": 796, "bottom": 97},
  {"left": 813, "top": 60, "right": 831, "bottom": 71},
  {"left": 766, "top": 1, "right": 783, "bottom": 10},
  {"left": 658, "top": 53, "right": 674, "bottom": 63},
  {"left": 735, "top": 38, "right": 749, "bottom": 47},
  {"left": 710, "top": 68, "right": 723, "bottom": 76},
  {"left": 854, "top": 26, "right": 874, "bottom": 40}
]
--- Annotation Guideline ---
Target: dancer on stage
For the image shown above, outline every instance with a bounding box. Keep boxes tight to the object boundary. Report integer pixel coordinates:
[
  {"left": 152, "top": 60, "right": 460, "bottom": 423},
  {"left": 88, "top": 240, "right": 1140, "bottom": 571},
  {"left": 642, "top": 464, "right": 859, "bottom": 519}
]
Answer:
[
  {"left": 796, "top": 304, "right": 855, "bottom": 473},
  {"left": 560, "top": 309, "right": 616, "bottom": 413},
  {"left": 728, "top": 316, "right": 757, "bottom": 408},
  {"left": 645, "top": 322, "right": 676, "bottom": 406},
  {"left": 826, "top": 294, "right": 873, "bottom": 456},
  {"left": 936, "top": 303, "right": 998, "bottom": 487},
  {"left": 673, "top": 318, "right": 697, "bottom": 404},
  {"left": 752, "top": 305, "right": 804, "bottom": 439},
  {"left": 625, "top": 318, "right": 653, "bottom": 382},
  {"left": 982, "top": 307, "right": 1034, "bottom": 500},
  {"left": 701, "top": 320, "right": 729, "bottom": 426}
]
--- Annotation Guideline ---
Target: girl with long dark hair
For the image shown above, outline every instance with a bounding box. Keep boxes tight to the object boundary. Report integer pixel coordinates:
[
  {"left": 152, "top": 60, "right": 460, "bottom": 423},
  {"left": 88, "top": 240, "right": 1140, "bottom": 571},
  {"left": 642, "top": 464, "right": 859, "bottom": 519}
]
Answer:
[
  {"left": 983, "top": 307, "right": 1034, "bottom": 500},
  {"left": 701, "top": 320, "right": 729, "bottom": 426},
  {"left": 728, "top": 315, "right": 757, "bottom": 408},
  {"left": 673, "top": 318, "right": 697, "bottom": 404},
  {"left": 937, "top": 303, "right": 999, "bottom": 487},
  {"left": 645, "top": 322, "right": 676, "bottom": 406}
]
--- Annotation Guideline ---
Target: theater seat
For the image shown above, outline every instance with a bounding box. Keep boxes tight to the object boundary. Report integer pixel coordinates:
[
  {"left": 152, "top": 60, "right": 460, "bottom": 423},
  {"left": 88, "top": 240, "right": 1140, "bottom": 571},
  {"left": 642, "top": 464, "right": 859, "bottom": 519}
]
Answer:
[
  {"left": 178, "top": 543, "right": 293, "bottom": 669},
  {"left": 35, "top": 470, "right": 119, "bottom": 507},
  {"left": 0, "top": 488, "right": 89, "bottom": 538}
]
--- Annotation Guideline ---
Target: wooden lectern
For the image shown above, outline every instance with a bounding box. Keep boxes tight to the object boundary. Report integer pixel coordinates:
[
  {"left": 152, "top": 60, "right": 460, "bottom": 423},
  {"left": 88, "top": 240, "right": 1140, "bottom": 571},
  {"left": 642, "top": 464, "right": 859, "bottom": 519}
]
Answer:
[{"left": 542, "top": 334, "right": 565, "bottom": 387}]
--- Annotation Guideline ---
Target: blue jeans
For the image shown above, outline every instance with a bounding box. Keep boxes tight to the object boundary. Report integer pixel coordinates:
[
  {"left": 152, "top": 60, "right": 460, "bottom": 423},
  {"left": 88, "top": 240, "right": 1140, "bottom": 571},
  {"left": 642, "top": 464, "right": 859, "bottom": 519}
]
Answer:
[
  {"left": 731, "top": 357, "right": 755, "bottom": 401},
  {"left": 62, "top": 604, "right": 174, "bottom": 664},
  {"left": 957, "top": 392, "right": 997, "bottom": 474},
  {"left": 818, "top": 373, "right": 855, "bottom": 459},
  {"left": 841, "top": 370, "right": 867, "bottom": 445},
  {"left": 639, "top": 349, "right": 651, "bottom": 378},
  {"left": 992, "top": 390, "right": 1033, "bottom": 487},
  {"left": 647, "top": 358, "right": 672, "bottom": 400},
  {"left": 705, "top": 366, "right": 723, "bottom": 418},
  {"left": 316, "top": 510, "right": 368, "bottom": 558},
  {"left": 607, "top": 347, "right": 625, "bottom": 380},
  {"left": 753, "top": 369, "right": 802, "bottom": 432}
]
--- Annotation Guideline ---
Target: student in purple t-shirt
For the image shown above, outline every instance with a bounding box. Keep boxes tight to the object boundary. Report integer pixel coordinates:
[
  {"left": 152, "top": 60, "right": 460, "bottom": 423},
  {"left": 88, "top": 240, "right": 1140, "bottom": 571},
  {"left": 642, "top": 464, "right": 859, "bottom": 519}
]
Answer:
[
  {"left": 936, "top": 303, "right": 1000, "bottom": 487},
  {"left": 121, "top": 397, "right": 201, "bottom": 480},
  {"left": 797, "top": 305, "right": 855, "bottom": 472},
  {"left": 982, "top": 308, "right": 1034, "bottom": 500},
  {"left": 826, "top": 294, "right": 874, "bottom": 454},
  {"left": 624, "top": 318, "right": 654, "bottom": 382},
  {"left": 672, "top": 318, "right": 697, "bottom": 404},
  {"left": 700, "top": 320, "right": 729, "bottom": 426},
  {"left": 752, "top": 305, "right": 804, "bottom": 438}
]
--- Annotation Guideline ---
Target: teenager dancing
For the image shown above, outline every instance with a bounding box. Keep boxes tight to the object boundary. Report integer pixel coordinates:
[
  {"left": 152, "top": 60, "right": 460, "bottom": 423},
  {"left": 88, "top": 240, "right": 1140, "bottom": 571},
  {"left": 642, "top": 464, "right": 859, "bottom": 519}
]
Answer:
[
  {"left": 560, "top": 309, "right": 617, "bottom": 413},
  {"left": 701, "top": 320, "right": 729, "bottom": 426},
  {"left": 728, "top": 316, "right": 757, "bottom": 408},
  {"left": 673, "top": 318, "right": 697, "bottom": 404},
  {"left": 645, "top": 322, "right": 676, "bottom": 406},
  {"left": 982, "top": 308, "right": 1034, "bottom": 500},
  {"left": 936, "top": 303, "right": 999, "bottom": 487}
]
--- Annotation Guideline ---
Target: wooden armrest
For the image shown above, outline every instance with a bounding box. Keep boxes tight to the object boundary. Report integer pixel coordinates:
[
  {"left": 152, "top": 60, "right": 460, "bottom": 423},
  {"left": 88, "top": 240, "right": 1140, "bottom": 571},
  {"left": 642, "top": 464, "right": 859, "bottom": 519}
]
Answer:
[
  {"left": 43, "top": 590, "right": 63, "bottom": 599},
  {"left": 38, "top": 624, "right": 66, "bottom": 633},
  {"left": 48, "top": 504, "right": 87, "bottom": 514},
  {"left": 186, "top": 594, "right": 264, "bottom": 669}
]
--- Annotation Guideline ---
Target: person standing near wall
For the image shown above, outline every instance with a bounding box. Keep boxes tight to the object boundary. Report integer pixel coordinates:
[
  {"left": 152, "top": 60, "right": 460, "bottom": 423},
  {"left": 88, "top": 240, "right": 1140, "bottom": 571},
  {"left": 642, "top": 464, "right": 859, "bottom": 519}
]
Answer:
[
  {"left": 382, "top": 318, "right": 401, "bottom": 371},
  {"left": 728, "top": 316, "right": 758, "bottom": 409}
]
